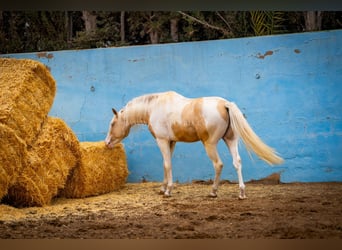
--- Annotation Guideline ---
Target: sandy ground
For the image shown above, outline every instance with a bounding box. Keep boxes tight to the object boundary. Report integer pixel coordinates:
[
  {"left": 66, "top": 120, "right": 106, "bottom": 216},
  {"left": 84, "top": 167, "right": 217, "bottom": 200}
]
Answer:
[{"left": 0, "top": 181, "right": 341, "bottom": 239}]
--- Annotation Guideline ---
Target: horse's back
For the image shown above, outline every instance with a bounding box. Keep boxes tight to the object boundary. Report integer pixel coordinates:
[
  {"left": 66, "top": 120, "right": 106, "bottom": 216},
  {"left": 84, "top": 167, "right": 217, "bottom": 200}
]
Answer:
[{"left": 154, "top": 92, "right": 230, "bottom": 126}]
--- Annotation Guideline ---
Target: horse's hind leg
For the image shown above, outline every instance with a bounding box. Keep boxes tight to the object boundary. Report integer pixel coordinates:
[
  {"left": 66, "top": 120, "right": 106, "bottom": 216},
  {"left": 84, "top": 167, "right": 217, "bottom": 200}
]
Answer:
[
  {"left": 223, "top": 137, "right": 246, "bottom": 199},
  {"left": 203, "top": 143, "right": 223, "bottom": 197}
]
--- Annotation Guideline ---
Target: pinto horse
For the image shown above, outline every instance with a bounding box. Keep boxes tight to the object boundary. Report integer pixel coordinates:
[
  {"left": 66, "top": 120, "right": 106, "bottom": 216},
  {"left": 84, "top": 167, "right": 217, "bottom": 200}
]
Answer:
[{"left": 105, "top": 91, "right": 283, "bottom": 199}]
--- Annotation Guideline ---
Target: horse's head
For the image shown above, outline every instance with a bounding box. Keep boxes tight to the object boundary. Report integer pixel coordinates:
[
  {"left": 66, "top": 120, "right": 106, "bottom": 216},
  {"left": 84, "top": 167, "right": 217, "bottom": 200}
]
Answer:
[{"left": 105, "top": 108, "right": 130, "bottom": 148}]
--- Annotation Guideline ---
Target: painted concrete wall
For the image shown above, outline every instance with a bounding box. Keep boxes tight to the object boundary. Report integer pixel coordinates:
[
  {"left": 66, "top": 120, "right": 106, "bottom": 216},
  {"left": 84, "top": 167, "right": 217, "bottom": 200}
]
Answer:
[{"left": 2, "top": 30, "right": 342, "bottom": 183}]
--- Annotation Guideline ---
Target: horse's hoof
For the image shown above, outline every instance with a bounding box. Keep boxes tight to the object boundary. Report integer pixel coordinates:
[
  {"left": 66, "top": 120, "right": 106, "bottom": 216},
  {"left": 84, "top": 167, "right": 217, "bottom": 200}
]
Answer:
[
  {"left": 162, "top": 189, "right": 172, "bottom": 197},
  {"left": 163, "top": 193, "right": 172, "bottom": 198},
  {"left": 159, "top": 190, "right": 165, "bottom": 195},
  {"left": 238, "top": 195, "right": 247, "bottom": 200},
  {"left": 209, "top": 192, "right": 218, "bottom": 198}
]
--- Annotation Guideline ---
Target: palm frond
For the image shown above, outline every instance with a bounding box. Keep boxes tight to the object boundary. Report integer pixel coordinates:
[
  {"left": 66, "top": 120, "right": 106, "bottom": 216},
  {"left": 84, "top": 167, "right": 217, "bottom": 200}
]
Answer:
[{"left": 250, "top": 11, "right": 286, "bottom": 36}]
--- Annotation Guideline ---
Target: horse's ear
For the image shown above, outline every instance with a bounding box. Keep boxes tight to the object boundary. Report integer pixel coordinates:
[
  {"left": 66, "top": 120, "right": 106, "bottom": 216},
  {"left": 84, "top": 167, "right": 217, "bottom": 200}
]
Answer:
[{"left": 112, "top": 108, "right": 118, "bottom": 116}]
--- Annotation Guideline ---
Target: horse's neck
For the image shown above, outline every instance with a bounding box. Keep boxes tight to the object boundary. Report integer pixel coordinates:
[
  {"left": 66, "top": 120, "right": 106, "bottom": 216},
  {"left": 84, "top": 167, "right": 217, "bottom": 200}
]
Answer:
[{"left": 123, "top": 99, "right": 152, "bottom": 126}]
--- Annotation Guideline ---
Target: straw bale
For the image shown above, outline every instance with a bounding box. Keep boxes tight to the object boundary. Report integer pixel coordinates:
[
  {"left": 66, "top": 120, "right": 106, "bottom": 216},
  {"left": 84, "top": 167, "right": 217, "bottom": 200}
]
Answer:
[
  {"left": 0, "top": 124, "right": 27, "bottom": 201},
  {"left": 61, "top": 142, "right": 128, "bottom": 198},
  {"left": 5, "top": 117, "right": 81, "bottom": 207},
  {"left": 0, "top": 58, "right": 56, "bottom": 145}
]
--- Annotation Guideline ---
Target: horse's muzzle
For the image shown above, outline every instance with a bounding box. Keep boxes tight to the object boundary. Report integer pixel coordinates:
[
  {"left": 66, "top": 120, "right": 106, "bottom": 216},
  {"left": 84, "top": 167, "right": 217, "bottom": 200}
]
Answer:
[{"left": 105, "top": 137, "right": 113, "bottom": 148}]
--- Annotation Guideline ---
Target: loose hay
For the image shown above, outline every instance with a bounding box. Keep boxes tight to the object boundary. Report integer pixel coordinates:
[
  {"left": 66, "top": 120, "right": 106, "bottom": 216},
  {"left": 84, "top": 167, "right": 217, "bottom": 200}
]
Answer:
[
  {"left": 61, "top": 142, "right": 128, "bottom": 198},
  {"left": 0, "top": 124, "right": 27, "bottom": 201},
  {"left": 0, "top": 58, "right": 56, "bottom": 145},
  {"left": 5, "top": 117, "right": 81, "bottom": 207}
]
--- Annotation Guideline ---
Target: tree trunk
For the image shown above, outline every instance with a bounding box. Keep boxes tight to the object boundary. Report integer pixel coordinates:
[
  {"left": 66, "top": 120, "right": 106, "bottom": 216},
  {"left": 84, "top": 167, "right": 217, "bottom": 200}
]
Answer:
[
  {"left": 65, "top": 11, "right": 73, "bottom": 43},
  {"left": 149, "top": 30, "right": 159, "bottom": 44},
  {"left": 304, "top": 11, "right": 322, "bottom": 31},
  {"left": 82, "top": 11, "right": 97, "bottom": 34},
  {"left": 120, "top": 11, "right": 125, "bottom": 43},
  {"left": 170, "top": 18, "right": 179, "bottom": 42}
]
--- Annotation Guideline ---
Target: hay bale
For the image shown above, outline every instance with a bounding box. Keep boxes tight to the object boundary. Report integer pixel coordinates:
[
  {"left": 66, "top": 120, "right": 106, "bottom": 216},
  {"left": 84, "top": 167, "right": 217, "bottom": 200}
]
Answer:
[
  {"left": 0, "top": 124, "right": 27, "bottom": 201},
  {"left": 5, "top": 117, "right": 81, "bottom": 207},
  {"left": 61, "top": 142, "right": 128, "bottom": 198},
  {"left": 0, "top": 58, "right": 56, "bottom": 145}
]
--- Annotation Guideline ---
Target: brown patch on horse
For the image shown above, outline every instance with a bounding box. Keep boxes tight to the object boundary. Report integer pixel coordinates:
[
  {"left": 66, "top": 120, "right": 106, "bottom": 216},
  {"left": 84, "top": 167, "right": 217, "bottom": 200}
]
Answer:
[
  {"left": 217, "top": 100, "right": 229, "bottom": 122},
  {"left": 171, "top": 98, "right": 209, "bottom": 142},
  {"left": 221, "top": 102, "right": 234, "bottom": 140},
  {"left": 217, "top": 100, "right": 232, "bottom": 139}
]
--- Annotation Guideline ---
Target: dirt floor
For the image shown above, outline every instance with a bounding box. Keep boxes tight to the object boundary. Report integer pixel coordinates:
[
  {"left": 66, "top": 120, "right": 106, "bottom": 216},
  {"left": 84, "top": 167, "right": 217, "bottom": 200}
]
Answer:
[{"left": 0, "top": 181, "right": 341, "bottom": 239}]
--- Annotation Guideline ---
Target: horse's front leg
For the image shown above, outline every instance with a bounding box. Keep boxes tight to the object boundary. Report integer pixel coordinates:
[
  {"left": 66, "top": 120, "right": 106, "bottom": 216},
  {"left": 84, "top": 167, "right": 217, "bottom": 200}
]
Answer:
[
  {"left": 160, "top": 170, "right": 168, "bottom": 194},
  {"left": 156, "top": 139, "right": 174, "bottom": 196}
]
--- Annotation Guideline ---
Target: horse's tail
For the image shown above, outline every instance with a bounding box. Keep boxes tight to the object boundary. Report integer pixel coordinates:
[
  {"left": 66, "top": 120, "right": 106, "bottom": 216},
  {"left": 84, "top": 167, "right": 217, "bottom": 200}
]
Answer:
[{"left": 225, "top": 102, "right": 284, "bottom": 165}]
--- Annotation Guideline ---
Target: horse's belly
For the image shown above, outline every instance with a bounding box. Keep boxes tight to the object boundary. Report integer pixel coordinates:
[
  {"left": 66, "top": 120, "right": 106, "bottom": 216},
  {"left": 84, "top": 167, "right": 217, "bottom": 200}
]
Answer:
[{"left": 171, "top": 122, "right": 207, "bottom": 142}]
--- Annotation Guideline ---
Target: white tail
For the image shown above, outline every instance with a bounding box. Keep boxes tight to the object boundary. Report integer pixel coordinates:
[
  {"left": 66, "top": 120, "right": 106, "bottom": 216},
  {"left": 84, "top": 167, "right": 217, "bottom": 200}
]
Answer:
[{"left": 226, "top": 102, "right": 284, "bottom": 165}]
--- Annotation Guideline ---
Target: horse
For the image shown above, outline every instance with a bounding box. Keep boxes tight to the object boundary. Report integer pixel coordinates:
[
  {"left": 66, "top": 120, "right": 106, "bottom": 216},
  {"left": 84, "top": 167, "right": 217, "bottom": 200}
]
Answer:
[{"left": 105, "top": 91, "right": 283, "bottom": 199}]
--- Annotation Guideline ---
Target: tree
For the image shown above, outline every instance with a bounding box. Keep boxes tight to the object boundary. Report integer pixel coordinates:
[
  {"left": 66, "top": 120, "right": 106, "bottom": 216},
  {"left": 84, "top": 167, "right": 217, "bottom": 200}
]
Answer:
[
  {"left": 65, "top": 11, "right": 73, "bottom": 44},
  {"left": 145, "top": 12, "right": 165, "bottom": 44},
  {"left": 178, "top": 11, "right": 232, "bottom": 39},
  {"left": 304, "top": 11, "right": 322, "bottom": 31},
  {"left": 0, "top": 11, "right": 341, "bottom": 54},
  {"left": 82, "top": 11, "right": 97, "bottom": 34},
  {"left": 170, "top": 15, "right": 179, "bottom": 42},
  {"left": 120, "top": 11, "right": 125, "bottom": 43}
]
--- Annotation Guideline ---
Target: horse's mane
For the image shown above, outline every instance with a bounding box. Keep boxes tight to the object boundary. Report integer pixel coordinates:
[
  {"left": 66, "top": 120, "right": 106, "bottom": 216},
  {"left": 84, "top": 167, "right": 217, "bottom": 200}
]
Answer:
[
  {"left": 126, "top": 93, "right": 160, "bottom": 107},
  {"left": 122, "top": 93, "right": 162, "bottom": 124}
]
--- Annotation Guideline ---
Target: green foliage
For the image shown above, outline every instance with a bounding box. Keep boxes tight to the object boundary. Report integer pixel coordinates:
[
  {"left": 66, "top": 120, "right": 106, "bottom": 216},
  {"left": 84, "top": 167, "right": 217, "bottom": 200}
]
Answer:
[
  {"left": 73, "top": 12, "right": 121, "bottom": 49},
  {"left": 250, "top": 11, "right": 287, "bottom": 36},
  {"left": 0, "top": 11, "right": 341, "bottom": 54}
]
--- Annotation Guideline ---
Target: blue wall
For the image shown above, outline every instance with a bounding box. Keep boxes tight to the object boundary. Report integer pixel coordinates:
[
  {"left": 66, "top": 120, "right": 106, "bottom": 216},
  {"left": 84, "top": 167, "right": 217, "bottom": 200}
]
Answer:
[{"left": 2, "top": 30, "right": 342, "bottom": 183}]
